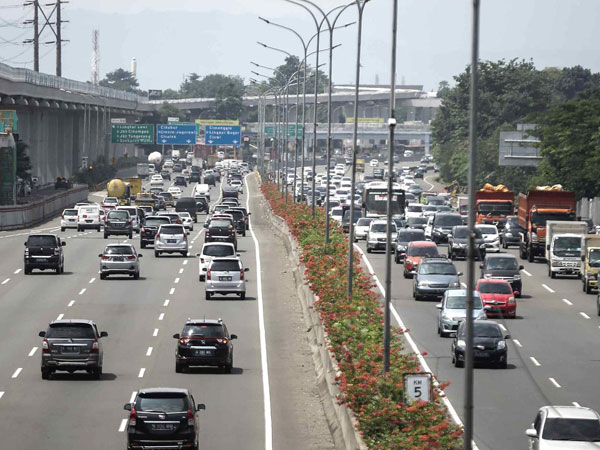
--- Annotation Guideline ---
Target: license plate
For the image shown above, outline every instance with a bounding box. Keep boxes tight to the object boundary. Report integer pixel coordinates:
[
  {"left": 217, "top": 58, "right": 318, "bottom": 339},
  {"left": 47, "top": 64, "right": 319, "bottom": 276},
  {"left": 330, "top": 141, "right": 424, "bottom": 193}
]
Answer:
[
  {"left": 167, "top": 239, "right": 176, "bottom": 244},
  {"left": 474, "top": 350, "right": 488, "bottom": 358},
  {"left": 86, "top": 220, "right": 92, "bottom": 223},
  {"left": 219, "top": 276, "right": 232, "bottom": 281},
  {"left": 62, "top": 346, "right": 80, "bottom": 353},
  {"left": 150, "top": 423, "right": 176, "bottom": 431},
  {"left": 112, "top": 256, "right": 124, "bottom": 262},
  {"left": 36, "top": 258, "right": 48, "bottom": 262},
  {"left": 193, "top": 349, "right": 213, "bottom": 356}
]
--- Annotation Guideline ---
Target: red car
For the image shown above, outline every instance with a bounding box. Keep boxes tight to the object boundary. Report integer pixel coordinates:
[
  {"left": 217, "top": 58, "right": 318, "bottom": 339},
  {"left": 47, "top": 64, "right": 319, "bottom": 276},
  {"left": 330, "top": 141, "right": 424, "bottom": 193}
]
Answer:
[
  {"left": 476, "top": 279, "right": 516, "bottom": 318},
  {"left": 403, "top": 241, "right": 439, "bottom": 279}
]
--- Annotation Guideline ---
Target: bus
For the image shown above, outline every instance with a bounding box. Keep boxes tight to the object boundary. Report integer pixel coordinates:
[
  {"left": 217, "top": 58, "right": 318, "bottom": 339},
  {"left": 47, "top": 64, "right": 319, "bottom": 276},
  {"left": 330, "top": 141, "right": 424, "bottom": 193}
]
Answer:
[{"left": 362, "top": 182, "right": 405, "bottom": 218}]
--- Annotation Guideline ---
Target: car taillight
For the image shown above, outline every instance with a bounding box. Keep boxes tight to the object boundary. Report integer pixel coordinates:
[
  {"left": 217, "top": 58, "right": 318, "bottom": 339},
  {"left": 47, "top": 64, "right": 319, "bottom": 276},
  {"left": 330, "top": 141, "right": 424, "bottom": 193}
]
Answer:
[
  {"left": 128, "top": 219, "right": 132, "bottom": 224},
  {"left": 155, "top": 233, "right": 160, "bottom": 240},
  {"left": 141, "top": 227, "right": 146, "bottom": 233},
  {"left": 179, "top": 337, "right": 190, "bottom": 345},
  {"left": 200, "top": 258, "right": 205, "bottom": 263},
  {"left": 240, "top": 269, "right": 244, "bottom": 281},
  {"left": 216, "top": 337, "right": 228, "bottom": 345},
  {"left": 187, "top": 409, "right": 195, "bottom": 426},
  {"left": 91, "top": 339, "right": 99, "bottom": 353},
  {"left": 206, "top": 269, "right": 211, "bottom": 280},
  {"left": 61, "top": 213, "right": 64, "bottom": 219},
  {"left": 24, "top": 248, "right": 29, "bottom": 256},
  {"left": 128, "top": 407, "right": 137, "bottom": 426},
  {"left": 53, "top": 248, "right": 60, "bottom": 255},
  {"left": 102, "top": 255, "right": 109, "bottom": 260},
  {"left": 127, "top": 255, "right": 136, "bottom": 260},
  {"left": 42, "top": 338, "right": 50, "bottom": 353}
]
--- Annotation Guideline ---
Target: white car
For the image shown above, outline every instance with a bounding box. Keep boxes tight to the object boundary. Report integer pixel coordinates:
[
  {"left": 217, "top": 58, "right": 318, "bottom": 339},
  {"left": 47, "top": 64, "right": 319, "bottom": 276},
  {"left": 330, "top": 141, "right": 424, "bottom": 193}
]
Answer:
[
  {"left": 197, "top": 242, "right": 237, "bottom": 281},
  {"left": 60, "top": 208, "right": 78, "bottom": 231},
  {"left": 77, "top": 206, "right": 101, "bottom": 232},
  {"left": 476, "top": 224, "right": 500, "bottom": 252},
  {"left": 403, "top": 150, "right": 414, "bottom": 158},
  {"left": 194, "top": 184, "right": 211, "bottom": 201},
  {"left": 405, "top": 203, "right": 424, "bottom": 219},
  {"left": 366, "top": 219, "right": 398, "bottom": 253},
  {"left": 230, "top": 179, "right": 244, "bottom": 193},
  {"left": 163, "top": 159, "right": 173, "bottom": 169},
  {"left": 526, "top": 405, "right": 600, "bottom": 449},
  {"left": 330, "top": 207, "right": 344, "bottom": 223},
  {"left": 150, "top": 174, "right": 164, "bottom": 186},
  {"left": 354, "top": 217, "right": 373, "bottom": 241},
  {"left": 148, "top": 164, "right": 155, "bottom": 174},
  {"left": 335, "top": 168, "right": 345, "bottom": 176},
  {"left": 101, "top": 197, "right": 119, "bottom": 210},
  {"left": 178, "top": 212, "right": 194, "bottom": 231},
  {"left": 370, "top": 159, "right": 379, "bottom": 167},
  {"left": 168, "top": 186, "right": 183, "bottom": 200}
]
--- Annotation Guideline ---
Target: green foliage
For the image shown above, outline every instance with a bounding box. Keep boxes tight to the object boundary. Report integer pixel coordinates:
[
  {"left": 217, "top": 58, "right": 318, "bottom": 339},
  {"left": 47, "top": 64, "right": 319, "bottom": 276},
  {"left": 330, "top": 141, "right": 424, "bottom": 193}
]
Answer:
[
  {"left": 270, "top": 56, "right": 330, "bottom": 95},
  {"left": 157, "top": 102, "right": 186, "bottom": 123},
  {"left": 162, "top": 89, "right": 181, "bottom": 100},
  {"left": 214, "top": 80, "right": 244, "bottom": 120},
  {"left": 179, "top": 73, "right": 245, "bottom": 98},
  {"left": 99, "top": 68, "right": 144, "bottom": 94}
]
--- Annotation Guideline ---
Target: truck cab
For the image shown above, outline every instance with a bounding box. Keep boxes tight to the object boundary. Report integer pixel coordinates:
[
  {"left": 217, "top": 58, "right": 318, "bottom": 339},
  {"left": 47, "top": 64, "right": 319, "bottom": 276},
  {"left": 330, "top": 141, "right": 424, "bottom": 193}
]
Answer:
[
  {"left": 582, "top": 235, "right": 600, "bottom": 293},
  {"left": 545, "top": 221, "right": 587, "bottom": 278}
]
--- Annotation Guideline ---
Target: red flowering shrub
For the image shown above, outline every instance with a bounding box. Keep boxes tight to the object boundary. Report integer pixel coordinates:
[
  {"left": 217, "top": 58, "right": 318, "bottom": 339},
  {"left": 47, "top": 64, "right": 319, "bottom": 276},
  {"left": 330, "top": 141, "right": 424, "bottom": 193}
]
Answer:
[{"left": 262, "top": 183, "right": 462, "bottom": 449}]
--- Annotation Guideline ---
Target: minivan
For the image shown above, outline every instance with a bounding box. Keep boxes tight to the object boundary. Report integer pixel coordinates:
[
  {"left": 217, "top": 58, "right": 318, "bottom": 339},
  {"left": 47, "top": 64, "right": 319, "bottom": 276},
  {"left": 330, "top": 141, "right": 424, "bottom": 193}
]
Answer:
[{"left": 175, "top": 197, "right": 198, "bottom": 223}]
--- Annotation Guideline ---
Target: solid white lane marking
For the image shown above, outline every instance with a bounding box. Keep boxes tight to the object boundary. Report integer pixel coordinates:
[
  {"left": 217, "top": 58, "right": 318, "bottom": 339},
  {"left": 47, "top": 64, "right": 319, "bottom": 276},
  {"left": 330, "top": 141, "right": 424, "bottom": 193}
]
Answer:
[
  {"left": 146, "top": 347, "right": 153, "bottom": 356},
  {"left": 542, "top": 284, "right": 555, "bottom": 293},
  {"left": 174, "top": 277, "right": 180, "bottom": 284},
  {"left": 153, "top": 328, "right": 159, "bottom": 337},
  {"left": 11, "top": 368, "right": 22, "bottom": 378},
  {"left": 179, "top": 268, "right": 184, "bottom": 274},
  {"left": 169, "top": 288, "right": 175, "bottom": 295},
  {"left": 13, "top": 269, "right": 21, "bottom": 274},
  {"left": 183, "top": 260, "right": 188, "bottom": 265},
  {"left": 78, "top": 288, "right": 86, "bottom": 295},
  {"left": 563, "top": 298, "right": 573, "bottom": 306},
  {"left": 28, "top": 347, "right": 38, "bottom": 357},
  {"left": 580, "top": 312, "right": 591, "bottom": 319},
  {"left": 498, "top": 324, "right": 507, "bottom": 331},
  {"left": 246, "top": 174, "right": 273, "bottom": 450},
  {"left": 512, "top": 339, "right": 522, "bottom": 348},
  {"left": 1, "top": 278, "right": 10, "bottom": 285},
  {"left": 67, "top": 300, "right": 75, "bottom": 307},
  {"left": 56, "top": 314, "right": 64, "bottom": 321},
  {"left": 522, "top": 269, "right": 532, "bottom": 277},
  {"left": 129, "top": 391, "right": 137, "bottom": 403},
  {"left": 461, "top": 282, "right": 467, "bottom": 288},
  {"left": 549, "top": 377, "right": 561, "bottom": 388},
  {"left": 138, "top": 368, "right": 145, "bottom": 378},
  {"left": 118, "top": 419, "right": 127, "bottom": 432},
  {"left": 573, "top": 402, "right": 581, "bottom": 407},
  {"left": 158, "top": 313, "right": 164, "bottom": 321},
  {"left": 530, "top": 357, "right": 541, "bottom": 367},
  {"left": 163, "top": 299, "right": 170, "bottom": 307},
  {"left": 89, "top": 277, "right": 95, "bottom": 284}
]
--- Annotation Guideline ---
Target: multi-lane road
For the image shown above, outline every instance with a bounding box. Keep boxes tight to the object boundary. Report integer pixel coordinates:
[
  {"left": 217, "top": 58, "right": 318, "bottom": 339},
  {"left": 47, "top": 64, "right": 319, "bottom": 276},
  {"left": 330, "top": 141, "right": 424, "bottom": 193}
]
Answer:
[{"left": 0, "top": 173, "right": 334, "bottom": 449}]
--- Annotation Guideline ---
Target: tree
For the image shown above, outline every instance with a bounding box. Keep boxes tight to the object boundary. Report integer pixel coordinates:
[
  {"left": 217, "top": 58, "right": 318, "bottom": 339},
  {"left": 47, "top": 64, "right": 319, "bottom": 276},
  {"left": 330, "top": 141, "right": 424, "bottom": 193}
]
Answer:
[
  {"left": 179, "top": 73, "right": 245, "bottom": 98},
  {"left": 269, "top": 56, "right": 330, "bottom": 95},
  {"left": 437, "top": 80, "right": 450, "bottom": 98},
  {"left": 156, "top": 102, "right": 186, "bottom": 123},
  {"left": 162, "top": 89, "right": 181, "bottom": 99},
  {"left": 214, "top": 80, "right": 244, "bottom": 120},
  {"left": 16, "top": 140, "right": 31, "bottom": 180},
  {"left": 99, "top": 68, "right": 143, "bottom": 94},
  {"left": 553, "top": 65, "right": 600, "bottom": 102}
]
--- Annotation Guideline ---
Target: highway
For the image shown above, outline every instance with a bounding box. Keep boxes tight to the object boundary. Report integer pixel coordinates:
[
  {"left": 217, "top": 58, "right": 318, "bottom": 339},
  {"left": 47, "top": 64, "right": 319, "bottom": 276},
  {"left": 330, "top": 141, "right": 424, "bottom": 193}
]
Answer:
[
  {"left": 0, "top": 174, "right": 334, "bottom": 450},
  {"left": 351, "top": 163, "right": 600, "bottom": 450}
]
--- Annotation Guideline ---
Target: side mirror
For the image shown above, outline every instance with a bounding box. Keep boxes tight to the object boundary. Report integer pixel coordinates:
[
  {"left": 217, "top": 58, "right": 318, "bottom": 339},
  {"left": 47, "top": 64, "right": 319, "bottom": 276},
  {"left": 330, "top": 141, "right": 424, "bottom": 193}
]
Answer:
[
  {"left": 247, "top": 212, "right": 251, "bottom": 215},
  {"left": 244, "top": 268, "right": 250, "bottom": 272},
  {"left": 173, "top": 333, "right": 180, "bottom": 339},
  {"left": 546, "top": 244, "right": 550, "bottom": 250},
  {"left": 100, "top": 331, "right": 108, "bottom": 338},
  {"left": 203, "top": 223, "right": 208, "bottom": 228},
  {"left": 457, "top": 272, "right": 463, "bottom": 276},
  {"left": 61, "top": 241, "right": 67, "bottom": 246},
  {"left": 504, "top": 334, "right": 511, "bottom": 339},
  {"left": 479, "top": 264, "right": 484, "bottom": 269},
  {"left": 202, "top": 268, "right": 207, "bottom": 272},
  {"left": 195, "top": 253, "right": 201, "bottom": 257},
  {"left": 197, "top": 403, "right": 206, "bottom": 411},
  {"left": 38, "top": 331, "right": 46, "bottom": 337},
  {"left": 138, "top": 254, "right": 143, "bottom": 258},
  {"left": 525, "top": 429, "right": 537, "bottom": 438},
  {"left": 519, "top": 265, "right": 524, "bottom": 270},
  {"left": 124, "top": 404, "right": 132, "bottom": 411},
  {"left": 24, "top": 242, "right": 27, "bottom": 246},
  {"left": 435, "top": 303, "right": 442, "bottom": 309},
  {"left": 230, "top": 334, "right": 238, "bottom": 340},
  {"left": 98, "top": 254, "right": 103, "bottom": 258}
]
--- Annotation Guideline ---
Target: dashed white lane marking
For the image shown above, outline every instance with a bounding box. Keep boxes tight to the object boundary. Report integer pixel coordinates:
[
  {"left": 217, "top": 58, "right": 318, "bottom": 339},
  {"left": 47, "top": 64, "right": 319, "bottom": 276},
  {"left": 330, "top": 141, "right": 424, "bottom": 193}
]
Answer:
[
  {"left": 146, "top": 347, "right": 153, "bottom": 356},
  {"left": 118, "top": 419, "right": 127, "bottom": 432},
  {"left": 573, "top": 402, "right": 582, "bottom": 407},
  {"left": 138, "top": 368, "right": 145, "bottom": 378},
  {"left": 158, "top": 313, "right": 164, "bottom": 321},
  {"left": 179, "top": 268, "right": 184, "bottom": 274},
  {"left": 461, "top": 282, "right": 467, "bottom": 288},
  {"left": 1, "top": 278, "right": 10, "bottom": 285},
  {"left": 522, "top": 269, "right": 532, "bottom": 277},
  {"left": 183, "top": 260, "right": 188, "bottom": 265},
  {"left": 163, "top": 299, "right": 170, "bottom": 307},
  {"left": 542, "top": 284, "right": 555, "bottom": 293},
  {"left": 563, "top": 298, "right": 573, "bottom": 306},
  {"left": 13, "top": 269, "right": 21, "bottom": 274},
  {"left": 498, "top": 324, "right": 507, "bottom": 331},
  {"left": 129, "top": 391, "right": 137, "bottom": 403},
  {"left": 0, "top": 392, "right": 4, "bottom": 400},
  {"left": 549, "top": 377, "right": 561, "bottom": 388},
  {"left": 169, "top": 288, "right": 175, "bottom": 295},
  {"left": 530, "top": 357, "right": 541, "bottom": 367},
  {"left": 89, "top": 277, "right": 96, "bottom": 284},
  {"left": 512, "top": 339, "right": 522, "bottom": 348},
  {"left": 580, "top": 312, "right": 591, "bottom": 319},
  {"left": 67, "top": 300, "right": 75, "bottom": 307},
  {"left": 11, "top": 368, "right": 22, "bottom": 378},
  {"left": 153, "top": 328, "right": 159, "bottom": 337},
  {"left": 56, "top": 314, "right": 64, "bottom": 321},
  {"left": 174, "top": 277, "right": 180, "bottom": 284},
  {"left": 78, "top": 288, "right": 86, "bottom": 295},
  {"left": 28, "top": 347, "right": 38, "bottom": 357}
]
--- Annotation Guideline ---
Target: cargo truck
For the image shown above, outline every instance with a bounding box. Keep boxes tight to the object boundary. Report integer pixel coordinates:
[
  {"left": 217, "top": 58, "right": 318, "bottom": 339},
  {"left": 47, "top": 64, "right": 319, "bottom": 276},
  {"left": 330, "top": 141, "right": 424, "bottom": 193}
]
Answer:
[
  {"left": 582, "top": 235, "right": 600, "bottom": 294},
  {"left": 545, "top": 221, "right": 587, "bottom": 278},
  {"left": 518, "top": 189, "right": 576, "bottom": 262},
  {"left": 475, "top": 185, "right": 514, "bottom": 229},
  {"left": 124, "top": 177, "right": 142, "bottom": 199},
  {"left": 136, "top": 163, "right": 149, "bottom": 179}
]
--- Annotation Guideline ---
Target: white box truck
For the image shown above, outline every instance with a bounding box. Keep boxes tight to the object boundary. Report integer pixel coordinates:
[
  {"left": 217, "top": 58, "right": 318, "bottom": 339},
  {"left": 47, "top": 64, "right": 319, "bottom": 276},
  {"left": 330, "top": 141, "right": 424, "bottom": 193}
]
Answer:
[
  {"left": 546, "top": 220, "right": 587, "bottom": 278},
  {"left": 136, "top": 163, "right": 149, "bottom": 179}
]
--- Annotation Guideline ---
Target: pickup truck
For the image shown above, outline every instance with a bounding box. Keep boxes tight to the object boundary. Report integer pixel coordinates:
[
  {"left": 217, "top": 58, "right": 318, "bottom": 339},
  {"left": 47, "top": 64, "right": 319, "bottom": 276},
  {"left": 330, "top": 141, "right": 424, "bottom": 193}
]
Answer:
[
  {"left": 545, "top": 221, "right": 587, "bottom": 278},
  {"left": 582, "top": 234, "right": 600, "bottom": 293}
]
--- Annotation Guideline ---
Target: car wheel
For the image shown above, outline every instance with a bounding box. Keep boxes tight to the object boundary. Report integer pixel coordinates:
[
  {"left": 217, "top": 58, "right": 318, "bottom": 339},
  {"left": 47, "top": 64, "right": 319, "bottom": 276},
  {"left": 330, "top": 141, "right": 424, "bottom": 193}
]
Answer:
[
  {"left": 133, "top": 271, "right": 140, "bottom": 280},
  {"left": 24, "top": 266, "right": 31, "bottom": 275},
  {"left": 93, "top": 366, "right": 102, "bottom": 380},
  {"left": 129, "top": 232, "right": 133, "bottom": 239},
  {"left": 403, "top": 270, "right": 409, "bottom": 279},
  {"left": 41, "top": 368, "right": 50, "bottom": 380},
  {"left": 205, "top": 292, "right": 211, "bottom": 300},
  {"left": 586, "top": 281, "right": 592, "bottom": 294},
  {"left": 240, "top": 292, "right": 246, "bottom": 300},
  {"left": 154, "top": 251, "right": 160, "bottom": 257},
  {"left": 498, "top": 358, "right": 507, "bottom": 370},
  {"left": 104, "top": 233, "right": 108, "bottom": 239},
  {"left": 100, "top": 273, "right": 106, "bottom": 280},
  {"left": 242, "top": 231, "right": 246, "bottom": 237},
  {"left": 55, "top": 265, "right": 61, "bottom": 274},
  {"left": 97, "top": 226, "right": 101, "bottom": 232},
  {"left": 454, "top": 357, "right": 464, "bottom": 368},
  {"left": 366, "top": 247, "right": 371, "bottom": 253},
  {"left": 527, "top": 247, "right": 534, "bottom": 263},
  {"left": 140, "top": 242, "right": 146, "bottom": 249},
  {"left": 60, "top": 262, "right": 65, "bottom": 274},
  {"left": 225, "top": 358, "right": 233, "bottom": 374},
  {"left": 61, "top": 227, "right": 65, "bottom": 232},
  {"left": 175, "top": 362, "right": 183, "bottom": 373},
  {"left": 502, "top": 238, "right": 507, "bottom": 249},
  {"left": 181, "top": 251, "right": 187, "bottom": 257}
]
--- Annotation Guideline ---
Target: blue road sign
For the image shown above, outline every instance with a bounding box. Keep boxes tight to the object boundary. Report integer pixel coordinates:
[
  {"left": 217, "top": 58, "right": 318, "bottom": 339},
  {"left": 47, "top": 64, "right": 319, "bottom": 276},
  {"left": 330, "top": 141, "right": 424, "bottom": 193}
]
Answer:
[
  {"left": 156, "top": 123, "right": 197, "bottom": 145},
  {"left": 205, "top": 125, "right": 242, "bottom": 146}
]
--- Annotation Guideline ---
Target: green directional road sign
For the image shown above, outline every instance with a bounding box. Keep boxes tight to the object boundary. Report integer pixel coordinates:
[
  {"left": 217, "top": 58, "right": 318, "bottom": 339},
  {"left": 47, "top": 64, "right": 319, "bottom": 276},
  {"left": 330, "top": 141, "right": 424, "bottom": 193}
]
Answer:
[
  {"left": 265, "top": 124, "right": 303, "bottom": 138},
  {"left": 111, "top": 124, "right": 155, "bottom": 144}
]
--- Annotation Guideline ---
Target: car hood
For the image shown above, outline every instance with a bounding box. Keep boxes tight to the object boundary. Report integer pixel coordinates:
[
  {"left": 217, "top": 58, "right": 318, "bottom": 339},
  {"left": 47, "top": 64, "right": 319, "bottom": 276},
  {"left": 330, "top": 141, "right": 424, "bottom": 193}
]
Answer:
[
  {"left": 480, "top": 293, "right": 511, "bottom": 304},
  {"left": 418, "top": 274, "right": 458, "bottom": 284},
  {"left": 472, "top": 336, "right": 502, "bottom": 349},
  {"left": 483, "top": 269, "right": 519, "bottom": 277},
  {"left": 537, "top": 440, "right": 600, "bottom": 449},
  {"left": 444, "top": 308, "right": 485, "bottom": 320},
  {"left": 452, "top": 237, "right": 485, "bottom": 245}
]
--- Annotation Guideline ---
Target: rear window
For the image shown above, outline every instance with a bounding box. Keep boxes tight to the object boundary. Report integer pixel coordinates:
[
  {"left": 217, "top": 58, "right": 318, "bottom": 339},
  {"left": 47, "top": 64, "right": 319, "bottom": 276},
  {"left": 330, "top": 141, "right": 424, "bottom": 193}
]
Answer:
[
  {"left": 398, "top": 230, "right": 425, "bottom": 242},
  {"left": 225, "top": 210, "right": 244, "bottom": 220},
  {"left": 211, "top": 260, "right": 241, "bottom": 271},
  {"left": 160, "top": 225, "right": 185, "bottom": 234},
  {"left": 182, "top": 324, "right": 225, "bottom": 338},
  {"left": 108, "top": 211, "right": 129, "bottom": 220},
  {"left": 203, "top": 245, "right": 235, "bottom": 257},
  {"left": 47, "top": 324, "right": 95, "bottom": 339},
  {"left": 160, "top": 192, "right": 173, "bottom": 199},
  {"left": 435, "top": 214, "right": 463, "bottom": 227},
  {"left": 63, "top": 210, "right": 77, "bottom": 216},
  {"left": 119, "top": 208, "right": 138, "bottom": 217},
  {"left": 105, "top": 246, "right": 134, "bottom": 255},
  {"left": 27, "top": 235, "right": 57, "bottom": 246},
  {"left": 210, "top": 220, "right": 232, "bottom": 228},
  {"left": 146, "top": 218, "right": 170, "bottom": 227},
  {"left": 137, "top": 394, "right": 188, "bottom": 413},
  {"left": 357, "top": 218, "right": 373, "bottom": 226}
]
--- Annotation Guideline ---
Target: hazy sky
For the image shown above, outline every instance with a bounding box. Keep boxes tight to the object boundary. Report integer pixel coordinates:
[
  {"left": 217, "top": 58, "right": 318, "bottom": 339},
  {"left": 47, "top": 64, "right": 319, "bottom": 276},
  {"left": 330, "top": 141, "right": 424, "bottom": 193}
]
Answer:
[{"left": 1, "top": 0, "right": 599, "bottom": 92}]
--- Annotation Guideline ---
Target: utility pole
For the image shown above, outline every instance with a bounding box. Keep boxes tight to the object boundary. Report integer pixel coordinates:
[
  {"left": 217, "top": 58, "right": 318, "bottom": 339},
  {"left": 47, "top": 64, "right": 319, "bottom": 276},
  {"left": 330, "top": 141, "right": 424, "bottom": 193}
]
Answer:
[
  {"left": 33, "top": 0, "right": 39, "bottom": 71},
  {"left": 56, "top": 0, "right": 62, "bottom": 76},
  {"left": 24, "top": 0, "right": 68, "bottom": 75}
]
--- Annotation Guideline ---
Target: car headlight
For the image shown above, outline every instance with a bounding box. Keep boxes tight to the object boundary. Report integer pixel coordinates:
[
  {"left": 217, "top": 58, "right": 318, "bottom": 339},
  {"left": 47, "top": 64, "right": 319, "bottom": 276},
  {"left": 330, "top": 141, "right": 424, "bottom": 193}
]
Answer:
[
  {"left": 450, "top": 282, "right": 460, "bottom": 288},
  {"left": 441, "top": 312, "right": 451, "bottom": 321},
  {"left": 397, "top": 244, "right": 406, "bottom": 251},
  {"left": 456, "top": 339, "right": 466, "bottom": 349},
  {"left": 497, "top": 340, "right": 506, "bottom": 350},
  {"left": 418, "top": 281, "right": 430, "bottom": 287},
  {"left": 483, "top": 274, "right": 493, "bottom": 279},
  {"left": 452, "top": 242, "right": 465, "bottom": 248},
  {"left": 479, "top": 244, "right": 487, "bottom": 249},
  {"left": 531, "top": 232, "right": 538, "bottom": 243}
]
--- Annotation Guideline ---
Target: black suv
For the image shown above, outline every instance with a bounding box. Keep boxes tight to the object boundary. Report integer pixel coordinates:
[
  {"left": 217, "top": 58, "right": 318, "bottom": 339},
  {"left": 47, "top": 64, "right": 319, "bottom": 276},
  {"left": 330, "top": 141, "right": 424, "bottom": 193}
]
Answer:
[
  {"left": 205, "top": 217, "right": 237, "bottom": 250},
  {"left": 175, "top": 197, "right": 198, "bottom": 223},
  {"left": 173, "top": 319, "right": 237, "bottom": 373},
  {"left": 174, "top": 175, "right": 187, "bottom": 187},
  {"left": 104, "top": 209, "right": 133, "bottom": 239},
  {"left": 431, "top": 213, "right": 464, "bottom": 244},
  {"left": 125, "top": 388, "right": 205, "bottom": 450},
  {"left": 499, "top": 215, "right": 522, "bottom": 249},
  {"left": 140, "top": 216, "right": 171, "bottom": 248},
  {"left": 24, "top": 234, "right": 66, "bottom": 274},
  {"left": 224, "top": 209, "right": 246, "bottom": 236},
  {"left": 448, "top": 225, "right": 486, "bottom": 260}
]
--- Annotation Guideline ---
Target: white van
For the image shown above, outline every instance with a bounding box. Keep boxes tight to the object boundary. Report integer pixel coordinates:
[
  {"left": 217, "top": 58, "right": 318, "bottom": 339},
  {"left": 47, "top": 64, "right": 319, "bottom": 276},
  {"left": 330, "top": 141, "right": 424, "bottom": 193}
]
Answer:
[
  {"left": 194, "top": 183, "right": 211, "bottom": 201},
  {"left": 77, "top": 206, "right": 101, "bottom": 232}
]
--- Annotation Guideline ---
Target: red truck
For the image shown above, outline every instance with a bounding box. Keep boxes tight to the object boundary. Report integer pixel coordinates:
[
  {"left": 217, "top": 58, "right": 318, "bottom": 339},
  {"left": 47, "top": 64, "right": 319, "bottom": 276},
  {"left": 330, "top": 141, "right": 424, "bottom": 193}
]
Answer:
[
  {"left": 475, "top": 189, "right": 514, "bottom": 228},
  {"left": 517, "top": 189, "right": 576, "bottom": 262}
]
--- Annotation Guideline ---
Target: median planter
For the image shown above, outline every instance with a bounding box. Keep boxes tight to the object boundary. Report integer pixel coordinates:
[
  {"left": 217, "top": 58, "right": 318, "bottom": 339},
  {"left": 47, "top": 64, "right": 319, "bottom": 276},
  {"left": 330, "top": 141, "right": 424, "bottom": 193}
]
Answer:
[{"left": 261, "top": 183, "right": 462, "bottom": 450}]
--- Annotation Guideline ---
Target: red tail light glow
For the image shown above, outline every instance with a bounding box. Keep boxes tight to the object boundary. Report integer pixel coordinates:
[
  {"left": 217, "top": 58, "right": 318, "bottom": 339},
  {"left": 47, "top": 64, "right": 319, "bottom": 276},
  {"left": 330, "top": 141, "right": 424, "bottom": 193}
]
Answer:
[
  {"left": 128, "top": 408, "right": 137, "bottom": 426},
  {"left": 187, "top": 409, "right": 195, "bottom": 426},
  {"left": 206, "top": 269, "right": 211, "bottom": 280},
  {"left": 155, "top": 233, "right": 160, "bottom": 240},
  {"left": 127, "top": 255, "right": 136, "bottom": 260},
  {"left": 240, "top": 269, "right": 244, "bottom": 281},
  {"left": 90, "top": 339, "right": 99, "bottom": 353},
  {"left": 42, "top": 338, "right": 50, "bottom": 353},
  {"left": 101, "top": 255, "right": 109, "bottom": 260}
]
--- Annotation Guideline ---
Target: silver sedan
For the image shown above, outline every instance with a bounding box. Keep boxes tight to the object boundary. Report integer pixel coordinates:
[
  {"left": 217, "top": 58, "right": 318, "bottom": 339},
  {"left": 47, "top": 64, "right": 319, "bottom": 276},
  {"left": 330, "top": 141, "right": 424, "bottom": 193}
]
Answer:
[{"left": 99, "top": 244, "right": 142, "bottom": 279}]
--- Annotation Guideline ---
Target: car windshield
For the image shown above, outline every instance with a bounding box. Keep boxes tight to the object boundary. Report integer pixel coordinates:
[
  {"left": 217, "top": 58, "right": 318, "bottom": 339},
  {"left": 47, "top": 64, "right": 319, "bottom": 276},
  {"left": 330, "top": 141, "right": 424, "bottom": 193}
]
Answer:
[
  {"left": 472, "top": 322, "right": 502, "bottom": 337},
  {"left": 531, "top": 212, "right": 574, "bottom": 226},
  {"left": 47, "top": 324, "right": 95, "bottom": 339},
  {"left": 357, "top": 218, "right": 373, "bottom": 227},
  {"left": 225, "top": 210, "right": 244, "bottom": 220},
  {"left": 160, "top": 193, "right": 172, "bottom": 199},
  {"left": 160, "top": 226, "right": 184, "bottom": 235},
  {"left": 203, "top": 245, "right": 234, "bottom": 257},
  {"left": 108, "top": 211, "right": 129, "bottom": 220},
  {"left": 453, "top": 228, "right": 483, "bottom": 239},
  {"left": 589, "top": 249, "right": 600, "bottom": 267},
  {"left": 408, "top": 217, "right": 428, "bottom": 225},
  {"left": 408, "top": 246, "right": 439, "bottom": 257},
  {"left": 435, "top": 215, "right": 463, "bottom": 227},
  {"left": 182, "top": 324, "right": 226, "bottom": 338},
  {"left": 27, "top": 236, "right": 56, "bottom": 246},
  {"left": 486, "top": 257, "right": 518, "bottom": 270},
  {"left": 137, "top": 394, "right": 188, "bottom": 413},
  {"left": 554, "top": 237, "right": 582, "bottom": 255},
  {"left": 420, "top": 263, "right": 457, "bottom": 275},
  {"left": 214, "top": 205, "right": 228, "bottom": 212},
  {"left": 105, "top": 246, "right": 134, "bottom": 255},
  {"left": 478, "top": 282, "right": 512, "bottom": 294},
  {"left": 179, "top": 212, "right": 191, "bottom": 218},
  {"left": 146, "top": 218, "right": 170, "bottom": 227},
  {"left": 542, "top": 418, "right": 600, "bottom": 441},
  {"left": 398, "top": 231, "right": 425, "bottom": 243},
  {"left": 448, "top": 295, "right": 483, "bottom": 310},
  {"left": 407, "top": 205, "right": 423, "bottom": 212},
  {"left": 371, "top": 224, "right": 397, "bottom": 233},
  {"left": 103, "top": 198, "right": 117, "bottom": 204},
  {"left": 423, "top": 206, "right": 437, "bottom": 212},
  {"left": 478, "top": 226, "right": 498, "bottom": 235},
  {"left": 211, "top": 260, "right": 240, "bottom": 271},
  {"left": 119, "top": 208, "right": 138, "bottom": 217}
]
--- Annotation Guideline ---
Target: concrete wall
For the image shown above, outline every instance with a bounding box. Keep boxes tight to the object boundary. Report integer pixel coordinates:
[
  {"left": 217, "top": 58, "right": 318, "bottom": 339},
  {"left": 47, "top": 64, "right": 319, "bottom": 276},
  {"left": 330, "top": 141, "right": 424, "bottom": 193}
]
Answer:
[{"left": 0, "top": 186, "right": 88, "bottom": 230}]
